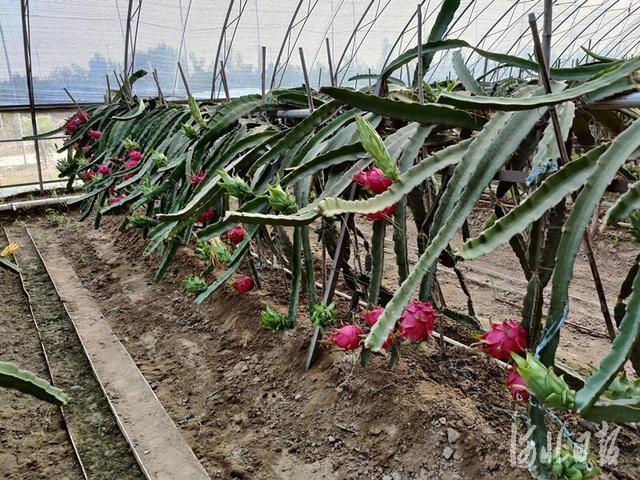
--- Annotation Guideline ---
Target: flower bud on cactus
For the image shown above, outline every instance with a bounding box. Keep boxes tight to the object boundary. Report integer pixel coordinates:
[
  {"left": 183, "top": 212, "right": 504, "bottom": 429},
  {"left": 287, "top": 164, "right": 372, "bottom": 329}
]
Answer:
[
  {"left": 400, "top": 300, "right": 437, "bottom": 341},
  {"left": 330, "top": 324, "right": 364, "bottom": 351},
  {"left": 352, "top": 167, "right": 393, "bottom": 194},
  {"left": 365, "top": 203, "right": 397, "bottom": 221},
  {"left": 478, "top": 320, "right": 528, "bottom": 360},
  {"left": 544, "top": 445, "right": 601, "bottom": 480},
  {"left": 128, "top": 149, "right": 142, "bottom": 163},
  {"left": 355, "top": 116, "right": 399, "bottom": 181},
  {"left": 261, "top": 306, "right": 292, "bottom": 331},
  {"left": 512, "top": 352, "right": 576, "bottom": 411},
  {"left": 88, "top": 129, "right": 102, "bottom": 140},
  {"left": 506, "top": 365, "right": 530, "bottom": 402},
  {"left": 224, "top": 225, "right": 246, "bottom": 246},
  {"left": 233, "top": 275, "right": 254, "bottom": 294},
  {"left": 265, "top": 178, "right": 298, "bottom": 214},
  {"left": 182, "top": 123, "right": 199, "bottom": 139},
  {"left": 122, "top": 138, "right": 140, "bottom": 151},
  {"left": 97, "top": 164, "right": 111, "bottom": 175},
  {"left": 151, "top": 150, "right": 168, "bottom": 167},
  {"left": 218, "top": 170, "right": 254, "bottom": 199}
]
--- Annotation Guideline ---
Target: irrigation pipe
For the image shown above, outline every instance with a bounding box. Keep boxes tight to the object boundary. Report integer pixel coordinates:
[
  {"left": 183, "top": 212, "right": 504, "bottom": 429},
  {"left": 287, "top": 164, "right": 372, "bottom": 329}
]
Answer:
[{"left": 0, "top": 195, "right": 84, "bottom": 212}]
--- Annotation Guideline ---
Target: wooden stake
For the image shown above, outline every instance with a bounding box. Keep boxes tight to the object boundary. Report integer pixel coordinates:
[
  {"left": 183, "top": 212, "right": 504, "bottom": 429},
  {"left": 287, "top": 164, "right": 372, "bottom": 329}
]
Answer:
[
  {"left": 106, "top": 74, "right": 112, "bottom": 102},
  {"left": 152, "top": 68, "right": 165, "bottom": 104},
  {"left": 63, "top": 88, "right": 81, "bottom": 111}
]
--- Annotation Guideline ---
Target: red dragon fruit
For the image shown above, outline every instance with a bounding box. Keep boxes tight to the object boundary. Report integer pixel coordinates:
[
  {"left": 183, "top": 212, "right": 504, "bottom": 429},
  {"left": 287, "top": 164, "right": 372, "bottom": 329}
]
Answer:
[
  {"left": 190, "top": 170, "right": 206, "bottom": 186},
  {"left": 124, "top": 173, "right": 134, "bottom": 181},
  {"left": 330, "top": 324, "right": 364, "bottom": 351},
  {"left": 64, "top": 118, "right": 80, "bottom": 135},
  {"left": 360, "top": 306, "right": 395, "bottom": 349},
  {"left": 97, "top": 164, "right": 111, "bottom": 175},
  {"left": 197, "top": 209, "right": 216, "bottom": 224},
  {"left": 224, "top": 225, "right": 246, "bottom": 246},
  {"left": 83, "top": 170, "right": 95, "bottom": 182},
  {"left": 128, "top": 149, "right": 142, "bottom": 163},
  {"left": 365, "top": 203, "right": 397, "bottom": 221},
  {"left": 353, "top": 167, "right": 393, "bottom": 194},
  {"left": 400, "top": 300, "right": 437, "bottom": 342},
  {"left": 76, "top": 111, "right": 90, "bottom": 123},
  {"left": 233, "top": 275, "right": 254, "bottom": 294},
  {"left": 124, "top": 158, "right": 139, "bottom": 170},
  {"left": 108, "top": 196, "right": 124, "bottom": 204},
  {"left": 361, "top": 306, "right": 384, "bottom": 327},
  {"left": 88, "top": 129, "right": 102, "bottom": 140},
  {"left": 506, "top": 365, "right": 530, "bottom": 402},
  {"left": 478, "top": 320, "right": 528, "bottom": 361}
]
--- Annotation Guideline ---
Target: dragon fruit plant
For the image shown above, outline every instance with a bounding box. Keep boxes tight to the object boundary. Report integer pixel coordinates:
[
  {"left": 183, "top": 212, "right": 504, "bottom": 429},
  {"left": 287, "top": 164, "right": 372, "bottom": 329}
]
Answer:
[
  {"left": 544, "top": 444, "right": 601, "bottom": 480},
  {"left": 183, "top": 274, "right": 208, "bottom": 294},
  {"left": 261, "top": 306, "right": 292, "bottom": 331},
  {"left": 218, "top": 170, "right": 254, "bottom": 199}
]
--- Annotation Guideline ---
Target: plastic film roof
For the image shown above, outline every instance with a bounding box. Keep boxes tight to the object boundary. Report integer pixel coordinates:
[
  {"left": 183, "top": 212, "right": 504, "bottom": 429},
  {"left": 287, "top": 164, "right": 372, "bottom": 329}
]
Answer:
[{"left": 1, "top": 0, "right": 639, "bottom": 106}]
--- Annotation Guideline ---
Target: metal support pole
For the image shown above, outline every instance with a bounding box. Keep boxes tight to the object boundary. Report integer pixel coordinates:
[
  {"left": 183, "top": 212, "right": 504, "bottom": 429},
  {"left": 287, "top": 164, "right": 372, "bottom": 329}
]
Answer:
[
  {"left": 219, "top": 61, "right": 231, "bottom": 100},
  {"left": 123, "top": 0, "right": 135, "bottom": 99},
  {"left": 528, "top": 13, "right": 616, "bottom": 342},
  {"left": 542, "top": 0, "right": 553, "bottom": 68},
  {"left": 106, "top": 74, "right": 112, "bottom": 102},
  {"left": 177, "top": 62, "right": 191, "bottom": 97},
  {"left": 325, "top": 38, "right": 335, "bottom": 87},
  {"left": 298, "top": 47, "right": 314, "bottom": 112},
  {"left": 19, "top": 0, "right": 44, "bottom": 195},
  {"left": 210, "top": 0, "right": 235, "bottom": 100},
  {"left": 261, "top": 46, "right": 267, "bottom": 100},
  {"left": 152, "top": 68, "right": 165, "bottom": 104},
  {"left": 416, "top": 4, "right": 424, "bottom": 104}
]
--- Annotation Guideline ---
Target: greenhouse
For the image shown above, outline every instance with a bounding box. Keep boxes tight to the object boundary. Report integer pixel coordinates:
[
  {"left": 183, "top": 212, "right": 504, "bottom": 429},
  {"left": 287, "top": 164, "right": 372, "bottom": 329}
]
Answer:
[{"left": 1, "top": 0, "right": 640, "bottom": 478}]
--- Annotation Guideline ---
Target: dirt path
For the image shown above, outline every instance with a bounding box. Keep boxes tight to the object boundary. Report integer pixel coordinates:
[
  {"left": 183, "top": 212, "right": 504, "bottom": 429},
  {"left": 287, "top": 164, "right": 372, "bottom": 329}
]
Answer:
[
  {"left": 4, "top": 223, "right": 143, "bottom": 480},
  {"left": 27, "top": 213, "right": 639, "bottom": 479},
  {"left": 0, "top": 230, "right": 83, "bottom": 480}
]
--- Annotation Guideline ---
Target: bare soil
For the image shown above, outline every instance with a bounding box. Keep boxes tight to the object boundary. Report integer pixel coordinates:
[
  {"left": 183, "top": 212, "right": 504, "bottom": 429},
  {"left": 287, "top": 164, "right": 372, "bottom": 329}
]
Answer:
[{"left": 0, "top": 208, "right": 635, "bottom": 479}]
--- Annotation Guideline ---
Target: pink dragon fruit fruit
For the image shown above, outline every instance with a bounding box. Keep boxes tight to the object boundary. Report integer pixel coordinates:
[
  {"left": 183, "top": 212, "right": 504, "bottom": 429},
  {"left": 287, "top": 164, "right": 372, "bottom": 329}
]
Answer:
[
  {"left": 330, "top": 324, "right": 364, "bottom": 351},
  {"left": 97, "top": 164, "right": 111, "bottom": 175},
  {"left": 108, "top": 196, "right": 124, "bottom": 204},
  {"left": 83, "top": 170, "right": 95, "bottom": 182},
  {"left": 128, "top": 149, "right": 142, "bottom": 163},
  {"left": 190, "top": 170, "right": 206, "bottom": 186},
  {"left": 75, "top": 111, "right": 90, "bottom": 123},
  {"left": 400, "top": 300, "right": 437, "bottom": 342},
  {"left": 352, "top": 167, "right": 393, "bottom": 194},
  {"left": 233, "top": 275, "right": 254, "bottom": 294},
  {"left": 506, "top": 365, "right": 530, "bottom": 402},
  {"left": 365, "top": 203, "right": 397, "bottom": 221},
  {"left": 88, "top": 129, "right": 102, "bottom": 140},
  {"left": 478, "top": 320, "right": 528, "bottom": 361},
  {"left": 82, "top": 145, "right": 93, "bottom": 154},
  {"left": 124, "top": 158, "right": 139, "bottom": 169},
  {"left": 224, "top": 225, "right": 246, "bottom": 246},
  {"left": 361, "top": 306, "right": 384, "bottom": 327},
  {"left": 197, "top": 209, "right": 216, "bottom": 224},
  {"left": 123, "top": 173, "right": 135, "bottom": 181},
  {"left": 360, "top": 307, "right": 395, "bottom": 349},
  {"left": 64, "top": 118, "right": 80, "bottom": 135}
]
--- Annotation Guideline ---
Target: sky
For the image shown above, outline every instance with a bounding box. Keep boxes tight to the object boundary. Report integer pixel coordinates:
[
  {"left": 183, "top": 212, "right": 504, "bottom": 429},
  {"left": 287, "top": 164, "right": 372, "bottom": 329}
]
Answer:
[{"left": 0, "top": 0, "right": 638, "bottom": 102}]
